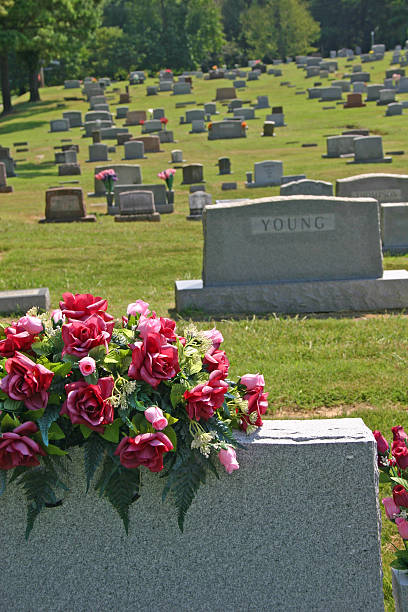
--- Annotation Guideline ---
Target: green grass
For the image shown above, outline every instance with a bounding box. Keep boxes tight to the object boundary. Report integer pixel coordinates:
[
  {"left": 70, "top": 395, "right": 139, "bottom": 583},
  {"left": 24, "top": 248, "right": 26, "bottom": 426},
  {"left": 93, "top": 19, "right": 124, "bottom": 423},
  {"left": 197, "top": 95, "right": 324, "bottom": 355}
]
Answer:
[{"left": 1, "top": 53, "right": 408, "bottom": 609}]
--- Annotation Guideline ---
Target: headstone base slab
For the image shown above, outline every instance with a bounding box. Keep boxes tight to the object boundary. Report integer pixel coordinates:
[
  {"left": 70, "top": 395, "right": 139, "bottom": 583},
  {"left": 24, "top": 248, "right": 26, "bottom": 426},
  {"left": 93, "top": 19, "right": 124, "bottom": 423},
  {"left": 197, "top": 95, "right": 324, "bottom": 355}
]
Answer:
[
  {"left": 186, "top": 214, "right": 203, "bottom": 221},
  {"left": 39, "top": 215, "right": 96, "bottom": 223},
  {"left": 0, "top": 288, "right": 50, "bottom": 313},
  {"left": 347, "top": 157, "right": 392, "bottom": 164},
  {"left": 114, "top": 213, "right": 160, "bottom": 222},
  {"left": 175, "top": 270, "right": 408, "bottom": 314}
]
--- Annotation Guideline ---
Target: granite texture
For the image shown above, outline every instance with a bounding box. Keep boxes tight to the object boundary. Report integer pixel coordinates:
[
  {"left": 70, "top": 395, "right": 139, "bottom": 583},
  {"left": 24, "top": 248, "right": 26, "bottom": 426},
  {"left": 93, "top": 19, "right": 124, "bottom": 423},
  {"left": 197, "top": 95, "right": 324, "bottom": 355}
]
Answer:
[
  {"left": 392, "top": 569, "right": 408, "bottom": 612},
  {"left": 113, "top": 183, "right": 172, "bottom": 214},
  {"left": 280, "top": 179, "right": 333, "bottom": 196},
  {"left": 0, "top": 287, "right": 50, "bottom": 313},
  {"left": 90, "top": 164, "right": 142, "bottom": 197},
  {"left": 381, "top": 203, "right": 408, "bottom": 251},
  {"left": 336, "top": 173, "right": 408, "bottom": 202},
  {"left": 0, "top": 419, "right": 383, "bottom": 612},
  {"left": 176, "top": 270, "right": 408, "bottom": 314}
]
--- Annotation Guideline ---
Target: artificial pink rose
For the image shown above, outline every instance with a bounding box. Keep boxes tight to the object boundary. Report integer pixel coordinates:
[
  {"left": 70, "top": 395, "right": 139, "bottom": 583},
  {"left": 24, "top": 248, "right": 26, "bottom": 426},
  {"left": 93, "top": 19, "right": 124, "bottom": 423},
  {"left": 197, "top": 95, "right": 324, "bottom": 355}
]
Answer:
[
  {"left": 0, "top": 351, "right": 54, "bottom": 410},
  {"left": 137, "top": 315, "right": 161, "bottom": 340},
  {"left": 51, "top": 309, "right": 64, "bottom": 324},
  {"left": 60, "top": 292, "right": 113, "bottom": 323},
  {"left": 240, "top": 373, "right": 265, "bottom": 390},
  {"left": 373, "top": 430, "right": 389, "bottom": 454},
  {"left": 0, "top": 317, "right": 41, "bottom": 358},
  {"left": 61, "top": 377, "right": 114, "bottom": 433},
  {"left": 128, "top": 333, "right": 180, "bottom": 388},
  {"left": 114, "top": 432, "right": 173, "bottom": 472},
  {"left": 79, "top": 356, "right": 96, "bottom": 376},
  {"left": 61, "top": 314, "right": 113, "bottom": 358},
  {"left": 144, "top": 406, "right": 168, "bottom": 430},
  {"left": 393, "top": 485, "right": 408, "bottom": 508},
  {"left": 382, "top": 496, "right": 400, "bottom": 519},
  {"left": 0, "top": 421, "right": 46, "bottom": 470},
  {"left": 159, "top": 317, "right": 177, "bottom": 342},
  {"left": 17, "top": 315, "right": 43, "bottom": 335},
  {"left": 240, "top": 374, "right": 268, "bottom": 432},
  {"left": 392, "top": 443, "right": 408, "bottom": 470},
  {"left": 396, "top": 517, "right": 408, "bottom": 539},
  {"left": 218, "top": 445, "right": 239, "bottom": 474},
  {"left": 202, "top": 327, "right": 223, "bottom": 349},
  {"left": 392, "top": 426, "right": 408, "bottom": 442},
  {"left": 184, "top": 370, "right": 228, "bottom": 421},
  {"left": 203, "top": 347, "right": 229, "bottom": 377},
  {"left": 127, "top": 299, "right": 150, "bottom": 317}
]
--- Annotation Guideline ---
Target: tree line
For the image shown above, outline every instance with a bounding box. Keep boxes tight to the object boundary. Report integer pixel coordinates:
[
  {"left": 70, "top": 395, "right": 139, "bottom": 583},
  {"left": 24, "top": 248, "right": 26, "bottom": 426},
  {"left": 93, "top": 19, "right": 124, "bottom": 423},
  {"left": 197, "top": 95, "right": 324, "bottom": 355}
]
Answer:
[{"left": 1, "top": 0, "right": 408, "bottom": 115}]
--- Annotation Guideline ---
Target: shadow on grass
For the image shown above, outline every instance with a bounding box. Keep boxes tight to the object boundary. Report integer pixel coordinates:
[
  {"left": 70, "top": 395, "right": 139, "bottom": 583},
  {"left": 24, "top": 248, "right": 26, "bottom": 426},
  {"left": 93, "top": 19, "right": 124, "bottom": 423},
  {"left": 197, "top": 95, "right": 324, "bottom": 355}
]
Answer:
[
  {"left": 0, "top": 119, "right": 48, "bottom": 135},
  {"left": 13, "top": 161, "right": 57, "bottom": 179}
]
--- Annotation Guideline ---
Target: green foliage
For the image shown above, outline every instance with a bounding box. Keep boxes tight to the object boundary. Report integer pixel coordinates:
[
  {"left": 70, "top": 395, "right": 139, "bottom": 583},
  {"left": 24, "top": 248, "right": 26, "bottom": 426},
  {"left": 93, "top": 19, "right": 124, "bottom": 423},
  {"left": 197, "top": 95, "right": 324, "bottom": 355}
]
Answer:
[
  {"left": 83, "top": 433, "right": 108, "bottom": 492},
  {"left": 37, "top": 404, "right": 61, "bottom": 446}
]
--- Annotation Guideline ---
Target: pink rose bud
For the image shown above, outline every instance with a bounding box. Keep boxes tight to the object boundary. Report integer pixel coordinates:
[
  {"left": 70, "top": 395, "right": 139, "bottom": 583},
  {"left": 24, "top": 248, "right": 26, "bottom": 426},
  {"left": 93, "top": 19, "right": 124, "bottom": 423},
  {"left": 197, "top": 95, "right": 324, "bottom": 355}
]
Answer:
[
  {"left": 79, "top": 356, "right": 96, "bottom": 377},
  {"left": 382, "top": 496, "right": 400, "bottom": 519},
  {"left": 51, "top": 309, "right": 63, "bottom": 324},
  {"left": 202, "top": 327, "right": 224, "bottom": 349},
  {"left": 240, "top": 373, "right": 265, "bottom": 390},
  {"left": 373, "top": 430, "right": 389, "bottom": 454},
  {"left": 18, "top": 315, "right": 43, "bottom": 335},
  {"left": 137, "top": 315, "right": 161, "bottom": 340},
  {"left": 127, "top": 300, "right": 150, "bottom": 317},
  {"left": 218, "top": 445, "right": 239, "bottom": 474},
  {"left": 396, "top": 517, "right": 408, "bottom": 539},
  {"left": 144, "top": 406, "right": 168, "bottom": 430}
]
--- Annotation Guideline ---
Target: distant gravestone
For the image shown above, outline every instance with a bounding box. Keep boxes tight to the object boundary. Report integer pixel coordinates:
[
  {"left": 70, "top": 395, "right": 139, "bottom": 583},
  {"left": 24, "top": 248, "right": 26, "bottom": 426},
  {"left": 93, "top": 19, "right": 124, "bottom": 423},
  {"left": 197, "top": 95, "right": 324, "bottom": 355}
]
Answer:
[
  {"left": 141, "top": 120, "right": 163, "bottom": 133},
  {"left": 136, "top": 136, "right": 161, "bottom": 153},
  {"left": 113, "top": 183, "right": 171, "bottom": 214},
  {"left": 187, "top": 191, "right": 212, "bottom": 220},
  {"left": 336, "top": 173, "right": 408, "bottom": 203},
  {"left": 323, "top": 135, "right": 358, "bottom": 158},
  {"left": 175, "top": 195, "right": 408, "bottom": 315},
  {"left": 159, "top": 130, "right": 174, "bottom": 143},
  {"left": 159, "top": 81, "right": 172, "bottom": 92},
  {"left": 62, "top": 111, "right": 82, "bottom": 128},
  {"left": 100, "top": 127, "right": 129, "bottom": 140},
  {"left": 124, "top": 140, "right": 145, "bottom": 160},
  {"left": 246, "top": 161, "right": 283, "bottom": 188},
  {"left": 119, "top": 92, "right": 130, "bottom": 104},
  {"left": 266, "top": 111, "right": 286, "bottom": 127},
  {"left": 58, "top": 163, "right": 81, "bottom": 176},
  {"left": 228, "top": 99, "right": 243, "bottom": 111},
  {"left": 350, "top": 72, "right": 370, "bottom": 83},
  {"left": 117, "top": 133, "right": 132, "bottom": 146},
  {"left": 255, "top": 95, "right": 269, "bottom": 109},
  {"left": 126, "top": 110, "right": 146, "bottom": 125},
  {"left": 221, "top": 182, "right": 237, "bottom": 190},
  {"left": 90, "top": 164, "right": 142, "bottom": 197},
  {"left": 204, "top": 103, "right": 217, "bottom": 115},
  {"left": 233, "top": 80, "right": 246, "bottom": 88},
  {"left": 218, "top": 157, "right": 231, "bottom": 175},
  {"left": 88, "top": 143, "right": 109, "bottom": 162},
  {"left": 116, "top": 107, "right": 129, "bottom": 119},
  {"left": 397, "top": 77, "right": 408, "bottom": 93},
  {"left": 344, "top": 93, "right": 366, "bottom": 108},
  {"left": 349, "top": 136, "right": 392, "bottom": 164},
  {"left": 50, "top": 119, "right": 70, "bottom": 133},
  {"left": 190, "top": 120, "right": 206, "bottom": 133},
  {"left": 146, "top": 86, "right": 158, "bottom": 96},
  {"left": 85, "top": 111, "right": 112, "bottom": 123},
  {"left": 64, "top": 80, "right": 80, "bottom": 89},
  {"left": 208, "top": 121, "right": 246, "bottom": 140},
  {"left": 55, "top": 150, "right": 77, "bottom": 164},
  {"left": 353, "top": 82, "right": 366, "bottom": 93},
  {"left": 115, "top": 190, "right": 159, "bottom": 222},
  {"left": 0, "top": 162, "right": 12, "bottom": 193},
  {"left": 182, "top": 164, "right": 204, "bottom": 184},
  {"left": 186, "top": 109, "right": 205, "bottom": 123},
  {"left": 280, "top": 179, "right": 333, "bottom": 197},
  {"left": 171, "top": 150, "right": 184, "bottom": 163},
  {"left": 215, "top": 87, "right": 236, "bottom": 101},
  {"left": 377, "top": 89, "right": 396, "bottom": 105},
  {"left": 366, "top": 84, "right": 383, "bottom": 101},
  {"left": 84, "top": 121, "right": 111, "bottom": 137},
  {"left": 153, "top": 108, "right": 165, "bottom": 120},
  {"left": 40, "top": 188, "right": 95, "bottom": 223},
  {"left": 233, "top": 107, "right": 255, "bottom": 120},
  {"left": 262, "top": 121, "right": 275, "bottom": 137},
  {"left": 382, "top": 203, "right": 408, "bottom": 252},
  {"left": 172, "top": 82, "right": 191, "bottom": 95},
  {"left": 386, "top": 103, "right": 403, "bottom": 116}
]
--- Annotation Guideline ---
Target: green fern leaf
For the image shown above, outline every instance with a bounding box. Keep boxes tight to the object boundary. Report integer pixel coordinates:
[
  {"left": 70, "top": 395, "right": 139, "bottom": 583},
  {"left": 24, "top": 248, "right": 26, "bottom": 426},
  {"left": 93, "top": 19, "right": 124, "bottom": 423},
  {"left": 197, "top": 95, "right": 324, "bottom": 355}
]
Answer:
[
  {"left": 83, "top": 434, "right": 108, "bottom": 492},
  {"left": 102, "top": 466, "right": 141, "bottom": 534}
]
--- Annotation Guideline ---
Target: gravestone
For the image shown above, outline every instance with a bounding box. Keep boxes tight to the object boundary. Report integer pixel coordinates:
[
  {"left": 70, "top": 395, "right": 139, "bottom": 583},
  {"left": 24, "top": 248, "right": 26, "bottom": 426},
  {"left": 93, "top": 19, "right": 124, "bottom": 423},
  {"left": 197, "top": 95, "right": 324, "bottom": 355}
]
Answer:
[
  {"left": 84, "top": 121, "right": 112, "bottom": 137},
  {"left": 119, "top": 93, "right": 130, "bottom": 104},
  {"left": 228, "top": 99, "right": 243, "bottom": 111},
  {"left": 349, "top": 136, "right": 392, "bottom": 164},
  {"left": 233, "top": 107, "right": 255, "bottom": 120},
  {"left": 88, "top": 144, "right": 110, "bottom": 162},
  {"left": 246, "top": 161, "right": 283, "bottom": 188},
  {"left": 58, "top": 163, "right": 81, "bottom": 176},
  {"left": 331, "top": 80, "right": 350, "bottom": 92},
  {"left": 254, "top": 95, "right": 269, "bottom": 109},
  {"left": 190, "top": 120, "right": 206, "bottom": 133},
  {"left": 159, "top": 130, "right": 174, "bottom": 144},
  {"left": 336, "top": 173, "right": 408, "bottom": 203},
  {"left": 262, "top": 121, "right": 275, "bottom": 137},
  {"left": 218, "top": 157, "right": 231, "bottom": 175},
  {"left": 115, "top": 190, "right": 160, "bottom": 222},
  {"left": 153, "top": 108, "right": 165, "bottom": 120},
  {"left": 85, "top": 111, "right": 112, "bottom": 123},
  {"left": 146, "top": 86, "right": 158, "bottom": 96},
  {"left": 0, "top": 162, "right": 12, "bottom": 192},
  {"left": 89, "top": 95, "right": 106, "bottom": 109},
  {"left": 386, "top": 103, "right": 403, "bottom": 116},
  {"left": 204, "top": 103, "right": 217, "bottom": 115},
  {"left": 117, "top": 133, "right": 133, "bottom": 146},
  {"left": 280, "top": 179, "right": 333, "bottom": 197},
  {"left": 377, "top": 89, "right": 396, "bottom": 105},
  {"left": 141, "top": 120, "right": 163, "bottom": 133},
  {"left": 171, "top": 150, "right": 184, "bottom": 163},
  {"left": 320, "top": 87, "right": 342, "bottom": 101},
  {"left": 382, "top": 203, "right": 408, "bottom": 252},
  {"left": 64, "top": 79, "right": 80, "bottom": 89},
  {"left": 100, "top": 127, "right": 129, "bottom": 140},
  {"left": 50, "top": 119, "right": 70, "bottom": 133},
  {"left": 116, "top": 107, "right": 129, "bottom": 119},
  {"left": 215, "top": 87, "right": 236, "bottom": 101},
  {"left": 0, "top": 288, "right": 50, "bottom": 313},
  {"left": 222, "top": 182, "right": 237, "bottom": 190},
  {"left": 322, "top": 135, "right": 358, "bottom": 158},
  {"left": 125, "top": 110, "right": 146, "bottom": 126},
  {"left": 208, "top": 121, "right": 246, "bottom": 140},
  {"left": 350, "top": 72, "right": 370, "bottom": 82},
  {"left": 40, "top": 188, "right": 95, "bottom": 223},
  {"left": 344, "top": 93, "right": 366, "bottom": 108},
  {"left": 172, "top": 82, "right": 191, "bottom": 95},
  {"left": 93, "top": 104, "right": 110, "bottom": 112},
  {"left": 136, "top": 136, "right": 161, "bottom": 153},
  {"left": 62, "top": 111, "right": 82, "bottom": 128},
  {"left": 366, "top": 85, "right": 383, "bottom": 101},
  {"left": 233, "top": 80, "right": 246, "bottom": 88},
  {"left": 353, "top": 82, "right": 366, "bottom": 93},
  {"left": 176, "top": 195, "right": 408, "bottom": 315},
  {"left": 92, "top": 130, "right": 101, "bottom": 144},
  {"left": 182, "top": 164, "right": 204, "bottom": 184},
  {"left": 159, "top": 81, "right": 172, "bottom": 92},
  {"left": 186, "top": 109, "right": 205, "bottom": 123},
  {"left": 266, "top": 111, "right": 286, "bottom": 127},
  {"left": 55, "top": 150, "right": 77, "bottom": 164},
  {"left": 124, "top": 140, "right": 145, "bottom": 160},
  {"left": 397, "top": 77, "right": 408, "bottom": 93},
  {"left": 90, "top": 164, "right": 142, "bottom": 197},
  {"left": 187, "top": 191, "right": 212, "bottom": 220},
  {"left": 113, "top": 183, "right": 171, "bottom": 214}
]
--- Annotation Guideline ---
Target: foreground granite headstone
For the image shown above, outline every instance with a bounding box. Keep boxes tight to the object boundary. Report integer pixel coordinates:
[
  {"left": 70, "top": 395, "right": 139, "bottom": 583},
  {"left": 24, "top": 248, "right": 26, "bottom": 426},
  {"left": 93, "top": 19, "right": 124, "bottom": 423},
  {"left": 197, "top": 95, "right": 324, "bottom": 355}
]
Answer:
[
  {"left": 336, "top": 173, "right": 408, "bottom": 203},
  {"left": 0, "top": 420, "right": 383, "bottom": 611},
  {"left": 0, "top": 288, "right": 50, "bottom": 313},
  {"left": 176, "top": 195, "right": 408, "bottom": 314}
]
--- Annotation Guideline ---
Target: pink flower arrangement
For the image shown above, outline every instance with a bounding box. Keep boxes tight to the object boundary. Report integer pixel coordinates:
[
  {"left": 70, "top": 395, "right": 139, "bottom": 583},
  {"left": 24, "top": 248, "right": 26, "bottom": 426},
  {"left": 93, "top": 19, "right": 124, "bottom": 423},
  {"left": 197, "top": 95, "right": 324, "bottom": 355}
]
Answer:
[
  {"left": 157, "top": 167, "right": 176, "bottom": 191},
  {"left": 0, "top": 292, "right": 267, "bottom": 537},
  {"left": 94, "top": 168, "right": 117, "bottom": 195}
]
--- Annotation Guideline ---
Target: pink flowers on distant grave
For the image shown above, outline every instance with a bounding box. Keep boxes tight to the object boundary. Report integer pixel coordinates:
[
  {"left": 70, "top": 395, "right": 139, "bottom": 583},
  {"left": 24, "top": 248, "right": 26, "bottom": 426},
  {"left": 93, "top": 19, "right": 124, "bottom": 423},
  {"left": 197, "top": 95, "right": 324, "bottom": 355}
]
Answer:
[
  {"left": 157, "top": 167, "right": 176, "bottom": 191},
  {"left": 393, "top": 73, "right": 401, "bottom": 81},
  {"left": 94, "top": 168, "right": 117, "bottom": 195}
]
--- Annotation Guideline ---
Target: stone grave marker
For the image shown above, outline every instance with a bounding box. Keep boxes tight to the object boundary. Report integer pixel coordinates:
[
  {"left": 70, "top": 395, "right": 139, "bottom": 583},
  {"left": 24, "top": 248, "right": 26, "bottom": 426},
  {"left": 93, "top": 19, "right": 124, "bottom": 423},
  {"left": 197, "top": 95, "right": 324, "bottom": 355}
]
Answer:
[
  {"left": 159, "top": 131, "right": 174, "bottom": 144},
  {"left": 382, "top": 204, "right": 408, "bottom": 252},
  {"left": 349, "top": 136, "right": 392, "bottom": 164},
  {"left": 116, "top": 107, "right": 129, "bottom": 119},
  {"left": 125, "top": 110, "right": 146, "bottom": 126},
  {"left": 90, "top": 164, "right": 142, "bottom": 197},
  {"left": 92, "top": 130, "right": 101, "bottom": 144},
  {"left": 58, "top": 163, "right": 81, "bottom": 176},
  {"left": 233, "top": 80, "right": 246, "bottom": 88},
  {"left": 187, "top": 191, "right": 212, "bottom": 220},
  {"left": 119, "top": 93, "right": 130, "bottom": 104},
  {"left": 204, "top": 103, "right": 217, "bottom": 115},
  {"left": 366, "top": 84, "right": 383, "bottom": 101},
  {"left": 320, "top": 87, "right": 343, "bottom": 101},
  {"left": 233, "top": 107, "right": 255, "bottom": 120},
  {"left": 117, "top": 133, "right": 133, "bottom": 146},
  {"left": 353, "top": 82, "right": 366, "bottom": 93},
  {"left": 87, "top": 143, "right": 110, "bottom": 163},
  {"left": 172, "top": 82, "right": 191, "bottom": 95},
  {"left": 62, "top": 111, "right": 82, "bottom": 128},
  {"left": 344, "top": 93, "right": 366, "bottom": 108},
  {"left": 266, "top": 109, "right": 286, "bottom": 127},
  {"left": 185, "top": 109, "right": 205, "bottom": 123},
  {"left": 146, "top": 86, "right": 158, "bottom": 96},
  {"left": 50, "top": 119, "right": 70, "bottom": 133},
  {"left": 377, "top": 89, "right": 396, "bottom": 105},
  {"left": 336, "top": 173, "right": 408, "bottom": 203},
  {"left": 0, "top": 162, "right": 12, "bottom": 192},
  {"left": 85, "top": 111, "right": 112, "bottom": 123},
  {"left": 280, "top": 179, "right": 333, "bottom": 196},
  {"left": 141, "top": 120, "right": 163, "bottom": 133},
  {"left": 262, "top": 121, "right": 275, "bottom": 137},
  {"left": 115, "top": 190, "right": 160, "bottom": 222},
  {"left": 100, "top": 127, "right": 129, "bottom": 140},
  {"left": 159, "top": 81, "right": 172, "bottom": 92},
  {"left": 218, "top": 157, "right": 231, "bottom": 175},
  {"left": 323, "top": 135, "right": 358, "bottom": 158},
  {"left": 208, "top": 121, "right": 246, "bottom": 140},
  {"left": 246, "top": 161, "right": 283, "bottom": 188},
  {"left": 182, "top": 164, "right": 204, "bottom": 184},
  {"left": 228, "top": 99, "right": 243, "bottom": 111},
  {"left": 84, "top": 120, "right": 112, "bottom": 137},
  {"left": 222, "top": 182, "right": 237, "bottom": 190},
  {"left": 113, "top": 183, "right": 171, "bottom": 214},
  {"left": 64, "top": 80, "right": 80, "bottom": 89},
  {"left": 247, "top": 71, "right": 259, "bottom": 81},
  {"left": 153, "top": 108, "right": 165, "bottom": 120},
  {"left": 190, "top": 120, "right": 206, "bottom": 133},
  {"left": 254, "top": 95, "right": 269, "bottom": 108},
  {"left": 215, "top": 87, "right": 236, "bottom": 101},
  {"left": 397, "top": 77, "right": 408, "bottom": 93},
  {"left": 136, "top": 136, "right": 161, "bottom": 153},
  {"left": 55, "top": 150, "right": 77, "bottom": 164},
  {"left": 171, "top": 150, "right": 184, "bottom": 163},
  {"left": 386, "top": 103, "right": 403, "bottom": 116},
  {"left": 40, "top": 188, "right": 95, "bottom": 223},
  {"left": 350, "top": 71, "right": 370, "bottom": 82},
  {"left": 124, "top": 141, "right": 145, "bottom": 160},
  {"left": 89, "top": 95, "right": 107, "bottom": 109},
  {"left": 93, "top": 104, "right": 110, "bottom": 112},
  {"left": 175, "top": 195, "right": 408, "bottom": 315}
]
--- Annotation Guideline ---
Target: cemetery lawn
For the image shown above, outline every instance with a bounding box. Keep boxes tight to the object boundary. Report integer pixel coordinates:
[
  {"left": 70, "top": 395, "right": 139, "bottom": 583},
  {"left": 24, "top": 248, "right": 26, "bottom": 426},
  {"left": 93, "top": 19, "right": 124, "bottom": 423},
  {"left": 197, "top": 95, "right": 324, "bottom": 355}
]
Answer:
[{"left": 2, "top": 53, "right": 408, "bottom": 609}]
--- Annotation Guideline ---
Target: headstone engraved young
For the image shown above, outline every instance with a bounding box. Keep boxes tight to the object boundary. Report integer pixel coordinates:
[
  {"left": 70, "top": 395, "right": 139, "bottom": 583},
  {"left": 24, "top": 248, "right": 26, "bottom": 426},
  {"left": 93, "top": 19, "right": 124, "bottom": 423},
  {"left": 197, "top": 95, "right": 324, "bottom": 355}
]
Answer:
[
  {"left": 246, "top": 161, "right": 283, "bottom": 188},
  {"left": 50, "top": 119, "right": 70, "bottom": 133},
  {"left": 187, "top": 191, "right": 212, "bottom": 220},
  {"left": 124, "top": 140, "right": 145, "bottom": 160},
  {"left": 176, "top": 195, "right": 408, "bottom": 315},
  {"left": 182, "top": 164, "right": 204, "bottom": 184},
  {"left": 115, "top": 190, "right": 160, "bottom": 222},
  {"left": 40, "top": 188, "right": 96, "bottom": 223},
  {"left": 0, "top": 162, "right": 13, "bottom": 192}
]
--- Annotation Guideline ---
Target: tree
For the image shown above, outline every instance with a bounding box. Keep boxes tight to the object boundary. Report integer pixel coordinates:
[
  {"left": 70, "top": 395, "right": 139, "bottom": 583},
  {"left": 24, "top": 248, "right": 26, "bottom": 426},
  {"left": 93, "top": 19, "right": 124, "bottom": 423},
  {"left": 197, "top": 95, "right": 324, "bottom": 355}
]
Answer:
[{"left": 185, "top": 0, "right": 225, "bottom": 68}]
